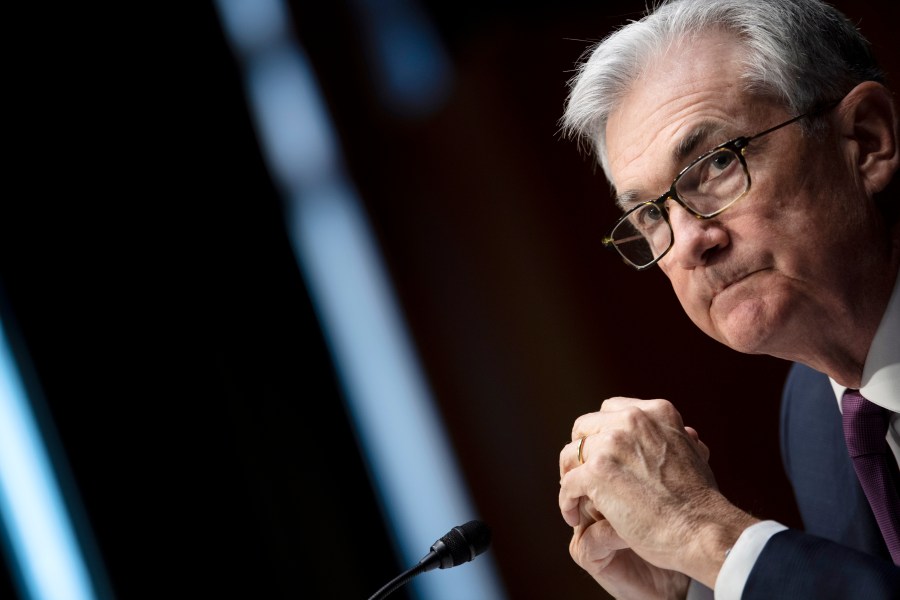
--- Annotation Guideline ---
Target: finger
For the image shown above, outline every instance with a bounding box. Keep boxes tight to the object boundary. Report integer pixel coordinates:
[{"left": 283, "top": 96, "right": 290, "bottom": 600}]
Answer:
[
  {"left": 579, "top": 496, "right": 604, "bottom": 524},
  {"left": 559, "top": 435, "right": 587, "bottom": 478},
  {"left": 571, "top": 397, "right": 685, "bottom": 443},
  {"left": 570, "top": 518, "right": 629, "bottom": 571},
  {"left": 571, "top": 411, "right": 603, "bottom": 441},
  {"left": 559, "top": 465, "right": 597, "bottom": 527},
  {"left": 570, "top": 397, "right": 643, "bottom": 440},
  {"left": 684, "top": 426, "right": 700, "bottom": 444},
  {"left": 684, "top": 426, "right": 710, "bottom": 462},
  {"left": 583, "top": 518, "right": 629, "bottom": 553},
  {"left": 594, "top": 396, "right": 646, "bottom": 413},
  {"left": 559, "top": 469, "right": 585, "bottom": 527},
  {"left": 600, "top": 397, "right": 684, "bottom": 428}
]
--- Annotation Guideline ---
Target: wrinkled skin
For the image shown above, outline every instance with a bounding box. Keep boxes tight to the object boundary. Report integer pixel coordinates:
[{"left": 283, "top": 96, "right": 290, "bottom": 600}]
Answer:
[
  {"left": 559, "top": 397, "right": 754, "bottom": 597},
  {"left": 559, "top": 26, "right": 900, "bottom": 598}
]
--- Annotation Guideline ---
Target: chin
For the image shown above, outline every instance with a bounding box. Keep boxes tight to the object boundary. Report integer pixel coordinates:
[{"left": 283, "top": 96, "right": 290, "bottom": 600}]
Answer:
[
  {"left": 705, "top": 296, "right": 785, "bottom": 355},
  {"left": 718, "top": 325, "right": 772, "bottom": 355}
]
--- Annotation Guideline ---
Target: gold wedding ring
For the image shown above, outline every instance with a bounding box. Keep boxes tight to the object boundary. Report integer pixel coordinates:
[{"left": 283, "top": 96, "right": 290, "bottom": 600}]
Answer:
[{"left": 577, "top": 436, "right": 586, "bottom": 464}]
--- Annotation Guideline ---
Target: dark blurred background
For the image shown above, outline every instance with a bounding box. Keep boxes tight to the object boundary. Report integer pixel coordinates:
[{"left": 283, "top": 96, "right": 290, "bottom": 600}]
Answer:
[{"left": 2, "top": 1, "right": 897, "bottom": 599}]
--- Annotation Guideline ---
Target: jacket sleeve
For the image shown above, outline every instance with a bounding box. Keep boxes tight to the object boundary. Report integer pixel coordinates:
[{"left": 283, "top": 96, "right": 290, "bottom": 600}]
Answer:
[{"left": 742, "top": 528, "right": 900, "bottom": 599}]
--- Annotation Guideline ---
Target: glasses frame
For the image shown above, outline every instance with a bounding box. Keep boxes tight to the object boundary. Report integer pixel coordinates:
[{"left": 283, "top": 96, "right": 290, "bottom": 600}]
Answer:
[{"left": 601, "top": 109, "right": 821, "bottom": 270}]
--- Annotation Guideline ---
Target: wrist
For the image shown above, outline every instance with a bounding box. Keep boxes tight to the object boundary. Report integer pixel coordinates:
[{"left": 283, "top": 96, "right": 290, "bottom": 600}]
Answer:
[{"left": 678, "top": 492, "right": 759, "bottom": 588}]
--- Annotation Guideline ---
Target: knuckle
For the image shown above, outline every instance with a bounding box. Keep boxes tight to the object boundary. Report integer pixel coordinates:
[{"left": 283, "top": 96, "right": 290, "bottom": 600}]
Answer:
[
  {"left": 604, "top": 427, "right": 631, "bottom": 447},
  {"left": 648, "top": 398, "right": 680, "bottom": 420},
  {"left": 621, "top": 406, "right": 645, "bottom": 427},
  {"left": 571, "top": 416, "right": 585, "bottom": 439}
]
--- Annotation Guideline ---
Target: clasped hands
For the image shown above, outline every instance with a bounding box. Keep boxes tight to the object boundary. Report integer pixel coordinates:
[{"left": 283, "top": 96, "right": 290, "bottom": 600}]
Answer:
[{"left": 558, "top": 397, "right": 757, "bottom": 599}]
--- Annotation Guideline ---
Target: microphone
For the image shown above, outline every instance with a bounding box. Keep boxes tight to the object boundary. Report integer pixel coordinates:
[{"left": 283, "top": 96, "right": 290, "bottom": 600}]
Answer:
[{"left": 367, "top": 520, "right": 492, "bottom": 600}]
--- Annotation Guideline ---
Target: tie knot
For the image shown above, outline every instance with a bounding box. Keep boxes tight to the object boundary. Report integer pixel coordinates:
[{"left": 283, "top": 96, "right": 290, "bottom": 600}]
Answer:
[{"left": 842, "top": 390, "right": 890, "bottom": 458}]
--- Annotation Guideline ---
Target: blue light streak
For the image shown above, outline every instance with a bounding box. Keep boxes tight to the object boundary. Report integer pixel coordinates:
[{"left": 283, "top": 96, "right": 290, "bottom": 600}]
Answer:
[
  {"left": 0, "top": 316, "right": 99, "bottom": 600},
  {"left": 213, "top": 1, "right": 506, "bottom": 598}
]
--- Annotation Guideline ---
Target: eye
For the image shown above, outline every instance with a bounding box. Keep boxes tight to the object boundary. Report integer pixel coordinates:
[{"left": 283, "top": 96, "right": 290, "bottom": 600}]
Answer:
[
  {"left": 675, "top": 146, "right": 747, "bottom": 216},
  {"left": 643, "top": 204, "right": 663, "bottom": 221},
  {"left": 700, "top": 150, "right": 740, "bottom": 184},
  {"left": 633, "top": 203, "right": 664, "bottom": 228},
  {"left": 709, "top": 150, "right": 735, "bottom": 172},
  {"left": 681, "top": 148, "right": 741, "bottom": 193}
]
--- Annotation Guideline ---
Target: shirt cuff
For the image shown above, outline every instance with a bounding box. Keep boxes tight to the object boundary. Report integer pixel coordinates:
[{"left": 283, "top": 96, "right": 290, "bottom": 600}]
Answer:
[{"left": 714, "top": 520, "right": 787, "bottom": 600}]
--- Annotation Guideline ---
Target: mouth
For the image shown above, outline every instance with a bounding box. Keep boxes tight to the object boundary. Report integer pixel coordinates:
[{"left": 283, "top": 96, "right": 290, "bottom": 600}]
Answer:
[{"left": 711, "top": 268, "right": 765, "bottom": 298}]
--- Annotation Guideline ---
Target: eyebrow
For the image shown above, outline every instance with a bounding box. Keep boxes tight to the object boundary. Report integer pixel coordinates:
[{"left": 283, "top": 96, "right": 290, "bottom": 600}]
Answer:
[
  {"left": 672, "top": 122, "right": 725, "bottom": 166},
  {"left": 613, "top": 121, "right": 729, "bottom": 210}
]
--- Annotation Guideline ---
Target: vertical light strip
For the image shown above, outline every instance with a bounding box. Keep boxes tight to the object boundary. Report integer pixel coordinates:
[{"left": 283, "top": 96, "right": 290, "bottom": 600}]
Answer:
[
  {"left": 0, "top": 315, "right": 98, "bottom": 600},
  {"left": 214, "top": 1, "right": 506, "bottom": 598}
]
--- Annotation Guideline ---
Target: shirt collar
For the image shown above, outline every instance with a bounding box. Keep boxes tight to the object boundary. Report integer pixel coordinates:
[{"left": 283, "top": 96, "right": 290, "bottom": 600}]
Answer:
[{"left": 830, "top": 271, "right": 900, "bottom": 412}]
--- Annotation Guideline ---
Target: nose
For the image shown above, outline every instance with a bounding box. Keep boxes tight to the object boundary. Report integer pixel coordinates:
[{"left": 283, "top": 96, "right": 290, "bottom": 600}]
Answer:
[{"left": 661, "top": 201, "right": 729, "bottom": 269}]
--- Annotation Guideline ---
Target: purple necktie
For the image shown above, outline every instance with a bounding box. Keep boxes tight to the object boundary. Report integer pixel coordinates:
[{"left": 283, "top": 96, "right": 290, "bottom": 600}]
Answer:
[{"left": 841, "top": 389, "right": 900, "bottom": 565}]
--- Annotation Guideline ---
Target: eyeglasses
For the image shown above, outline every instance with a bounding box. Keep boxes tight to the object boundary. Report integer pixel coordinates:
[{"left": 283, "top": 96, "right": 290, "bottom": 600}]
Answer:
[{"left": 601, "top": 109, "right": 821, "bottom": 270}]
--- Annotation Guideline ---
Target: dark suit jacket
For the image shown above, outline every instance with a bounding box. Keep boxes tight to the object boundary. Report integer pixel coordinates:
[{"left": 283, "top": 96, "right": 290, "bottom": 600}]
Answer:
[{"left": 742, "top": 362, "right": 900, "bottom": 598}]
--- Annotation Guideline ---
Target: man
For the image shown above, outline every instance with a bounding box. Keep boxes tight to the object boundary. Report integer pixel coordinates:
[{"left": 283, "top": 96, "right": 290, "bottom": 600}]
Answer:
[{"left": 557, "top": 0, "right": 900, "bottom": 598}]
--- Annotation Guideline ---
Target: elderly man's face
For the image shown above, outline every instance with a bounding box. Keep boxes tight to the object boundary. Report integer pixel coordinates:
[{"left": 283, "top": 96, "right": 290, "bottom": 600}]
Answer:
[{"left": 605, "top": 30, "right": 876, "bottom": 360}]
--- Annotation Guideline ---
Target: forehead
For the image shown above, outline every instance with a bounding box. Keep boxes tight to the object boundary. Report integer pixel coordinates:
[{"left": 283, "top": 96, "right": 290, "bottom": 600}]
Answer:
[{"left": 605, "top": 30, "right": 766, "bottom": 199}]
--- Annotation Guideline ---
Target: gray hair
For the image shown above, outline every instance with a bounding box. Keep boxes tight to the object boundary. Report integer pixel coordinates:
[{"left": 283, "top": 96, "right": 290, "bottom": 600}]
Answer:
[{"left": 561, "top": 0, "right": 885, "bottom": 179}]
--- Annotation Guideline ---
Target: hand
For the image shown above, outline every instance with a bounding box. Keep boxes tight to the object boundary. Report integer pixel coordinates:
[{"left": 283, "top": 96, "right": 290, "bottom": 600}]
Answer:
[
  {"left": 569, "top": 501, "right": 691, "bottom": 600},
  {"left": 559, "top": 397, "right": 758, "bottom": 590}
]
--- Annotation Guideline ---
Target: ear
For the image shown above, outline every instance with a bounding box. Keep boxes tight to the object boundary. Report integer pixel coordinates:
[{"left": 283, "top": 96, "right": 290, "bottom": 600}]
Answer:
[{"left": 836, "top": 81, "right": 899, "bottom": 196}]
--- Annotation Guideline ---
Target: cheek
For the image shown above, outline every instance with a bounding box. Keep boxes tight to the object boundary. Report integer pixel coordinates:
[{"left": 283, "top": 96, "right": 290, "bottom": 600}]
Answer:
[
  {"left": 742, "top": 178, "right": 844, "bottom": 271},
  {"left": 757, "top": 137, "right": 851, "bottom": 223}
]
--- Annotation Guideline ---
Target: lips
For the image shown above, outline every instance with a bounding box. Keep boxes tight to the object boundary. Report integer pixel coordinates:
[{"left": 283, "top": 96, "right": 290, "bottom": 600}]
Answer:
[{"left": 709, "top": 268, "right": 764, "bottom": 298}]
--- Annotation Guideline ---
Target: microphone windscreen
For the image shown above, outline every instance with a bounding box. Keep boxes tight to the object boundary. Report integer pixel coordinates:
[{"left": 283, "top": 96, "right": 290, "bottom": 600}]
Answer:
[{"left": 438, "top": 520, "right": 491, "bottom": 566}]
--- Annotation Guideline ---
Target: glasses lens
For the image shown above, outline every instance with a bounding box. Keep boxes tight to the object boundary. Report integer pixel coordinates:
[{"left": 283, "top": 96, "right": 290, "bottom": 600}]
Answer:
[
  {"left": 675, "top": 147, "right": 748, "bottom": 216},
  {"left": 608, "top": 202, "right": 673, "bottom": 268}
]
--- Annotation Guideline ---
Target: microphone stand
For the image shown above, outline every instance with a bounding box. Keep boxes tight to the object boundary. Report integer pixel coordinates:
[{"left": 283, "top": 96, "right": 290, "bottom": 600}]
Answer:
[
  {"left": 367, "top": 560, "right": 429, "bottom": 600},
  {"left": 368, "top": 549, "right": 442, "bottom": 600}
]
